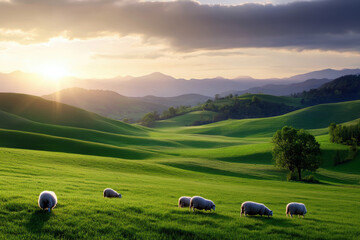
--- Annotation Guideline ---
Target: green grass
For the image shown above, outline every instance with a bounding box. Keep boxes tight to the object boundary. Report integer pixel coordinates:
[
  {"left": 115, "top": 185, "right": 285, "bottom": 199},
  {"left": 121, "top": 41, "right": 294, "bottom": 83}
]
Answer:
[
  {"left": 0, "top": 148, "right": 359, "bottom": 239},
  {"left": 153, "top": 111, "right": 217, "bottom": 128},
  {"left": 175, "top": 100, "right": 360, "bottom": 137},
  {"left": 237, "top": 94, "right": 303, "bottom": 107},
  {"left": 0, "top": 93, "right": 360, "bottom": 239},
  {"left": 0, "top": 93, "right": 146, "bottom": 136}
]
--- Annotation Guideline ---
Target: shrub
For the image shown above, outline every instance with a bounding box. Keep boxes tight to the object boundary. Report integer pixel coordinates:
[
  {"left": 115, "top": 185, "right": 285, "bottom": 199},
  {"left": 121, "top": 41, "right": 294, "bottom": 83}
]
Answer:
[
  {"left": 287, "top": 171, "right": 298, "bottom": 181},
  {"left": 303, "top": 175, "right": 320, "bottom": 183}
]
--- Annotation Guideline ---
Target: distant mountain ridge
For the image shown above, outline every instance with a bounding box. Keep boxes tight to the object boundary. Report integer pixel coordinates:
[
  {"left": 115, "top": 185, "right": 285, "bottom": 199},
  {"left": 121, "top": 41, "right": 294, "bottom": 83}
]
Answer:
[
  {"left": 299, "top": 74, "right": 360, "bottom": 105},
  {"left": 43, "top": 88, "right": 211, "bottom": 120},
  {"left": 0, "top": 68, "right": 359, "bottom": 97},
  {"left": 222, "top": 78, "right": 333, "bottom": 97}
]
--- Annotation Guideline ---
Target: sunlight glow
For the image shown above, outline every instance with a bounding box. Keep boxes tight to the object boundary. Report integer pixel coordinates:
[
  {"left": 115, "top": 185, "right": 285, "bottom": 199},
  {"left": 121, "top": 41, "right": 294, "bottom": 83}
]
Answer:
[{"left": 39, "top": 64, "right": 69, "bottom": 81}]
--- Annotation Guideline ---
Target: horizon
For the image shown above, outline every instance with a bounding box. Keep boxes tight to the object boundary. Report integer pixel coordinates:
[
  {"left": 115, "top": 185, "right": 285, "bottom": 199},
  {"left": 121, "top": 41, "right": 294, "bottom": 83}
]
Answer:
[
  {"left": 2, "top": 67, "right": 360, "bottom": 81},
  {"left": 0, "top": 0, "right": 359, "bottom": 80}
]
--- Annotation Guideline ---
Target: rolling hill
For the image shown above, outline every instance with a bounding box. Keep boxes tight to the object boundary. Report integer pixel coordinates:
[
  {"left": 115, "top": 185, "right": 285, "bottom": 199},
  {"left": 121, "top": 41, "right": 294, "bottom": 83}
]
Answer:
[
  {"left": 0, "top": 93, "right": 146, "bottom": 136},
  {"left": 42, "top": 88, "right": 169, "bottom": 120},
  {"left": 0, "top": 90, "right": 359, "bottom": 239},
  {"left": 299, "top": 74, "right": 360, "bottom": 105},
  {"left": 134, "top": 93, "right": 212, "bottom": 108},
  {"left": 170, "top": 100, "right": 360, "bottom": 137}
]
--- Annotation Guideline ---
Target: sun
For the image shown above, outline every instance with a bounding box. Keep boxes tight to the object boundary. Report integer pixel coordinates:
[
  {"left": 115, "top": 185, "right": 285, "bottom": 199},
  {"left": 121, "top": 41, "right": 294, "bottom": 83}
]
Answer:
[{"left": 40, "top": 64, "right": 69, "bottom": 81}]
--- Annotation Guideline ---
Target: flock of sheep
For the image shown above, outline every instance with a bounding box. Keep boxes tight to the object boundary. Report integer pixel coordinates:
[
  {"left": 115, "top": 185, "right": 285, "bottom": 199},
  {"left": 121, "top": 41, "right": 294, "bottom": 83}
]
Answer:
[
  {"left": 38, "top": 189, "right": 307, "bottom": 218},
  {"left": 179, "top": 196, "right": 307, "bottom": 218}
]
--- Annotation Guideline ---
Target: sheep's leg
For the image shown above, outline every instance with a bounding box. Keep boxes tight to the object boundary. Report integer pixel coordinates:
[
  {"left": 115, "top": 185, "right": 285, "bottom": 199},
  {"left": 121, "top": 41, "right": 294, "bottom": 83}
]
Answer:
[{"left": 48, "top": 208, "right": 51, "bottom": 213}]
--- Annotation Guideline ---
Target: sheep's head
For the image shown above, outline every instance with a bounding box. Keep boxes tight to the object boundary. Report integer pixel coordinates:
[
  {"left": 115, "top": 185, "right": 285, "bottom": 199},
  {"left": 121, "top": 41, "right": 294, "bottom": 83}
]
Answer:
[
  {"left": 118, "top": 194, "right": 122, "bottom": 198},
  {"left": 211, "top": 203, "right": 216, "bottom": 211},
  {"left": 269, "top": 210, "right": 273, "bottom": 216}
]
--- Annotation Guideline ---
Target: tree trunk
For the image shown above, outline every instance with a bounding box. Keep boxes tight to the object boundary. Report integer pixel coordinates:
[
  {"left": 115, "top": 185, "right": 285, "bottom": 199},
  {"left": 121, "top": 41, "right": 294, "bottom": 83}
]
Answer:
[{"left": 298, "top": 168, "right": 302, "bottom": 181}]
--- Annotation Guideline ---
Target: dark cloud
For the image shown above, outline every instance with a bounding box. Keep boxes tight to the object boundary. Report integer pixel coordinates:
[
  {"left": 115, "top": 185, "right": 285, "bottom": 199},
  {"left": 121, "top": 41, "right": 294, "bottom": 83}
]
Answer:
[{"left": 0, "top": 0, "right": 359, "bottom": 51}]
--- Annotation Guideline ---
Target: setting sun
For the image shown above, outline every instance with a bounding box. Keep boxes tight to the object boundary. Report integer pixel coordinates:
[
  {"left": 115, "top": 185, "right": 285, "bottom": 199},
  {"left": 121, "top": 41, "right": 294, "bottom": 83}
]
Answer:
[{"left": 40, "top": 64, "right": 69, "bottom": 81}]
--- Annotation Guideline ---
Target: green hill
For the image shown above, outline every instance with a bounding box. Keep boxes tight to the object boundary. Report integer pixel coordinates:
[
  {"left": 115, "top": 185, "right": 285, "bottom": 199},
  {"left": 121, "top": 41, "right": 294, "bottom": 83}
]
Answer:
[
  {"left": 177, "top": 100, "right": 360, "bottom": 137},
  {"left": 299, "top": 74, "right": 360, "bottom": 105},
  {"left": 0, "top": 92, "right": 359, "bottom": 239},
  {"left": 43, "top": 88, "right": 169, "bottom": 120},
  {"left": 153, "top": 111, "right": 217, "bottom": 128},
  {"left": 0, "top": 93, "right": 146, "bottom": 136}
]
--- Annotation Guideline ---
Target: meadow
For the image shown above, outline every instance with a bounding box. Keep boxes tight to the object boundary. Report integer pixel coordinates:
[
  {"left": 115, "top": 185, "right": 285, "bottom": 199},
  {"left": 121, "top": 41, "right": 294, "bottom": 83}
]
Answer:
[{"left": 0, "top": 93, "right": 359, "bottom": 239}]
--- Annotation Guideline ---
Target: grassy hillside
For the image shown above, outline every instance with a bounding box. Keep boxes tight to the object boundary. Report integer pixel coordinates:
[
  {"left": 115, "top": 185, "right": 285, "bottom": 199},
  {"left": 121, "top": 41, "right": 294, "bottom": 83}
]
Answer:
[
  {"left": 0, "top": 92, "right": 359, "bottom": 239},
  {"left": 0, "top": 145, "right": 359, "bottom": 239},
  {"left": 136, "top": 94, "right": 212, "bottom": 108},
  {"left": 0, "top": 93, "right": 146, "bottom": 136},
  {"left": 176, "top": 100, "right": 360, "bottom": 137},
  {"left": 236, "top": 94, "right": 303, "bottom": 107},
  {"left": 154, "top": 111, "right": 217, "bottom": 128},
  {"left": 43, "top": 88, "right": 169, "bottom": 120}
]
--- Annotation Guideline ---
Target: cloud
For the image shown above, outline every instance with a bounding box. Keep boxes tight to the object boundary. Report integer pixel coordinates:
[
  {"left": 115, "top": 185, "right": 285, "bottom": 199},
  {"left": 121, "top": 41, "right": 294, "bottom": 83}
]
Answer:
[{"left": 0, "top": 0, "right": 359, "bottom": 51}]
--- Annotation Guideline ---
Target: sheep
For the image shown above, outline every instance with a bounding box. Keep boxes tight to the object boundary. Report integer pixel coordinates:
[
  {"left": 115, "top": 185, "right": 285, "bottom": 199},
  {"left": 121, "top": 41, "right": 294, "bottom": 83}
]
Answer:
[
  {"left": 240, "top": 201, "right": 273, "bottom": 217},
  {"left": 286, "top": 202, "right": 307, "bottom": 218},
  {"left": 38, "top": 191, "right": 57, "bottom": 213},
  {"left": 189, "top": 196, "right": 215, "bottom": 212},
  {"left": 103, "top": 188, "right": 122, "bottom": 198},
  {"left": 178, "top": 196, "right": 191, "bottom": 208}
]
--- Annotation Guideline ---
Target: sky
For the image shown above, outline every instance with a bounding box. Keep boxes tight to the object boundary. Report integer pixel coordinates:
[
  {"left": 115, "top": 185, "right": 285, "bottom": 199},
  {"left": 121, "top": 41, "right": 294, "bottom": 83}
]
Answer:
[{"left": 0, "top": 0, "right": 359, "bottom": 79}]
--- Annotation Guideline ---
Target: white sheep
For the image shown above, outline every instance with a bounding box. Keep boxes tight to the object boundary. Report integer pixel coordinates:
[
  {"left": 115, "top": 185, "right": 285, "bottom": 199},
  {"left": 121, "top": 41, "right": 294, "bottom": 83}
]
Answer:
[
  {"left": 178, "top": 196, "right": 191, "bottom": 208},
  {"left": 286, "top": 202, "right": 307, "bottom": 218},
  {"left": 240, "top": 201, "right": 273, "bottom": 217},
  {"left": 189, "top": 196, "right": 215, "bottom": 212},
  {"left": 103, "top": 188, "right": 122, "bottom": 198},
  {"left": 38, "top": 191, "right": 57, "bottom": 212}
]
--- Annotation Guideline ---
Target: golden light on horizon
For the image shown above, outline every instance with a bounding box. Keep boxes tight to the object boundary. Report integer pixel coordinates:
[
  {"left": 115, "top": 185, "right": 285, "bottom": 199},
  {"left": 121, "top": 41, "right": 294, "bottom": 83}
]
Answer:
[{"left": 39, "top": 64, "right": 69, "bottom": 81}]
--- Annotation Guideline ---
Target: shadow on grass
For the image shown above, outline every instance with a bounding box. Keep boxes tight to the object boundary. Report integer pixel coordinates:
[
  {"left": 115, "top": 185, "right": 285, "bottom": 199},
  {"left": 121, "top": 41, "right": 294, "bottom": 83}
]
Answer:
[
  {"left": 26, "top": 209, "right": 51, "bottom": 233},
  {"left": 162, "top": 162, "right": 267, "bottom": 181},
  {"left": 217, "top": 152, "right": 272, "bottom": 165},
  {"left": 170, "top": 209, "right": 232, "bottom": 220}
]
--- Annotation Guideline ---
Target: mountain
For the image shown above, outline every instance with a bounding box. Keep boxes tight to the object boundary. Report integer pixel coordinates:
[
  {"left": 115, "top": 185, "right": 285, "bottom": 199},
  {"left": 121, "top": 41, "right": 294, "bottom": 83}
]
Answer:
[
  {"left": 1, "top": 68, "right": 360, "bottom": 97},
  {"left": 42, "top": 88, "right": 169, "bottom": 120},
  {"left": 299, "top": 75, "right": 360, "bottom": 105},
  {"left": 288, "top": 68, "right": 360, "bottom": 81},
  {"left": 100, "top": 73, "right": 286, "bottom": 97},
  {"left": 135, "top": 94, "right": 212, "bottom": 107},
  {"left": 221, "top": 78, "right": 332, "bottom": 97}
]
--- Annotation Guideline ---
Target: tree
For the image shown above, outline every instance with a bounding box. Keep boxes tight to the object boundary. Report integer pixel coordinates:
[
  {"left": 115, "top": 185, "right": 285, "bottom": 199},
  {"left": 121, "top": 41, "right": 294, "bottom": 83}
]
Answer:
[
  {"left": 272, "top": 126, "right": 321, "bottom": 180},
  {"left": 140, "top": 112, "right": 158, "bottom": 127}
]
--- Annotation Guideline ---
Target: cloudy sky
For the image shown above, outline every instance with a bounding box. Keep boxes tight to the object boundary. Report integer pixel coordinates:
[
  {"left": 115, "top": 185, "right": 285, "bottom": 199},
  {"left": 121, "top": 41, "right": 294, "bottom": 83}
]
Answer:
[{"left": 0, "top": 0, "right": 359, "bottom": 79}]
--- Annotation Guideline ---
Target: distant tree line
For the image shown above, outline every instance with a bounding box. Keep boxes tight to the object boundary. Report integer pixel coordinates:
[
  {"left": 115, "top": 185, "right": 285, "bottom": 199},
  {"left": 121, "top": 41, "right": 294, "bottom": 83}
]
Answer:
[
  {"left": 193, "top": 95, "right": 297, "bottom": 125},
  {"left": 329, "top": 121, "right": 359, "bottom": 166},
  {"left": 329, "top": 121, "right": 360, "bottom": 146},
  {"left": 293, "top": 75, "right": 360, "bottom": 106},
  {"left": 139, "top": 105, "right": 191, "bottom": 127}
]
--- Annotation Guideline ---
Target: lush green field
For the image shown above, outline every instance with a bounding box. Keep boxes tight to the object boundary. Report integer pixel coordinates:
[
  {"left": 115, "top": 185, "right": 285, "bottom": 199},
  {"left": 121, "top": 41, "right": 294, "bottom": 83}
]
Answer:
[
  {"left": 0, "top": 146, "right": 359, "bottom": 239},
  {"left": 0, "top": 93, "right": 359, "bottom": 239}
]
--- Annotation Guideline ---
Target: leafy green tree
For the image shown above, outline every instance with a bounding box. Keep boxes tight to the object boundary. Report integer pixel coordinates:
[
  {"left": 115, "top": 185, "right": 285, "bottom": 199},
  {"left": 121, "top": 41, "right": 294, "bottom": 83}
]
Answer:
[
  {"left": 272, "top": 126, "right": 321, "bottom": 180},
  {"left": 140, "top": 112, "right": 158, "bottom": 127}
]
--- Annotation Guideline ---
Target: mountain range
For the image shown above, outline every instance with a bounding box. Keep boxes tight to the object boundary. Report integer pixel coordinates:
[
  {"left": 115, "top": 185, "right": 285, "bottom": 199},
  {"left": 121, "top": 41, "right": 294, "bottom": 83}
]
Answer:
[
  {"left": 1, "top": 68, "right": 359, "bottom": 97},
  {"left": 43, "top": 88, "right": 211, "bottom": 120}
]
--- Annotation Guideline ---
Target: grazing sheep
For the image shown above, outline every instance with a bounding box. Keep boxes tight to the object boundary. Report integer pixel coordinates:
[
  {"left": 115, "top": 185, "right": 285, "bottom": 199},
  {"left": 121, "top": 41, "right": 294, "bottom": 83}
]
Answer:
[
  {"left": 178, "top": 196, "right": 191, "bottom": 208},
  {"left": 189, "top": 196, "right": 215, "bottom": 212},
  {"left": 240, "top": 201, "right": 273, "bottom": 217},
  {"left": 38, "top": 191, "right": 57, "bottom": 213},
  {"left": 286, "top": 202, "right": 307, "bottom": 218},
  {"left": 103, "top": 188, "right": 122, "bottom": 198}
]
